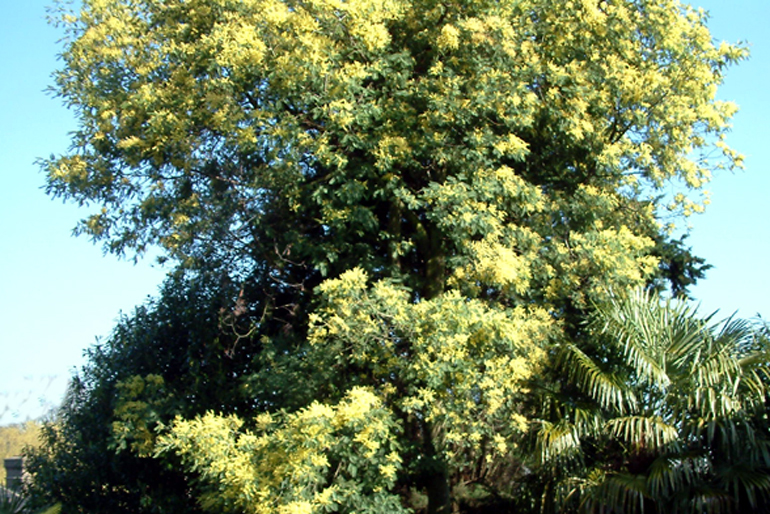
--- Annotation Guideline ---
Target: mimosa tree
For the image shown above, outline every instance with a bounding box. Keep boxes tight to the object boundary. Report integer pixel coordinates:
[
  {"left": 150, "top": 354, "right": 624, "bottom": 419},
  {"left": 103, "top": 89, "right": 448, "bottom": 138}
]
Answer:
[{"left": 33, "top": 0, "right": 746, "bottom": 512}]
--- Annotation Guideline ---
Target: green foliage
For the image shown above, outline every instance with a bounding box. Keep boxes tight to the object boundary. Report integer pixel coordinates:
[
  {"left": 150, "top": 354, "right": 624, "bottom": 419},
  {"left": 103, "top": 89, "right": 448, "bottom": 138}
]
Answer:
[
  {"left": 530, "top": 289, "right": 770, "bottom": 513},
  {"left": 32, "top": 0, "right": 753, "bottom": 512},
  {"left": 24, "top": 272, "right": 253, "bottom": 514},
  {"left": 649, "top": 234, "right": 713, "bottom": 299}
]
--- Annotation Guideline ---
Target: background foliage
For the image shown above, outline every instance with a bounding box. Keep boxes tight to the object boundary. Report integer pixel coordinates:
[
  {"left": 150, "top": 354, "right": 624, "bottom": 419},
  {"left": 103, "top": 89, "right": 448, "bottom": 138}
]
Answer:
[{"left": 0, "top": 422, "right": 42, "bottom": 486}]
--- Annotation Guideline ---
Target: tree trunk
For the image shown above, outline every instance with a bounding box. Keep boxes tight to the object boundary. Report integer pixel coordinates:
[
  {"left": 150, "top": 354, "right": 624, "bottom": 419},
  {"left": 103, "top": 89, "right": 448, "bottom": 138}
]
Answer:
[
  {"left": 426, "top": 467, "right": 451, "bottom": 514},
  {"left": 423, "top": 423, "right": 452, "bottom": 514}
]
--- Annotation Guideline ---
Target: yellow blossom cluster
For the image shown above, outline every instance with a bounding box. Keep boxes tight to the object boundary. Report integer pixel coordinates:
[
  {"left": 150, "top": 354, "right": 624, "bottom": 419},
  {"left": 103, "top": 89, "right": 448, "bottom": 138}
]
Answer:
[{"left": 158, "top": 386, "right": 405, "bottom": 514}]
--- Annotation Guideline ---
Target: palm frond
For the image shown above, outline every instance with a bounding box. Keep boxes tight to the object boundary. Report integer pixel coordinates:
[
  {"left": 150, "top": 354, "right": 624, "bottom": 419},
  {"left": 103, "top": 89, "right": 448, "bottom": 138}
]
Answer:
[
  {"left": 560, "top": 344, "right": 636, "bottom": 414},
  {"left": 720, "top": 464, "right": 770, "bottom": 510},
  {"left": 571, "top": 405, "right": 604, "bottom": 438},
  {"left": 688, "top": 487, "right": 734, "bottom": 514},
  {"left": 536, "top": 419, "right": 582, "bottom": 465},
  {"left": 593, "top": 289, "right": 678, "bottom": 388},
  {"left": 535, "top": 288, "right": 770, "bottom": 514},
  {"left": 605, "top": 415, "right": 678, "bottom": 451},
  {"left": 647, "top": 453, "right": 695, "bottom": 499},
  {"left": 582, "top": 473, "right": 649, "bottom": 514}
]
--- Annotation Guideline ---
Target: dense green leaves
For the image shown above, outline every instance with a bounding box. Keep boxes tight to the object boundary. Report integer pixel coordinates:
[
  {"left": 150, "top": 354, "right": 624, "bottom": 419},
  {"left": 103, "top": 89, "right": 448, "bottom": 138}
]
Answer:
[
  {"left": 24, "top": 273, "right": 253, "bottom": 514},
  {"left": 532, "top": 290, "right": 770, "bottom": 513}
]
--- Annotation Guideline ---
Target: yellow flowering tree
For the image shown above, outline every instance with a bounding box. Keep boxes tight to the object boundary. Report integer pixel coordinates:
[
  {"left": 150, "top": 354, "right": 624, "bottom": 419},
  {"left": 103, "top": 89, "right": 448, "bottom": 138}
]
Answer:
[
  {"left": 37, "top": 0, "right": 745, "bottom": 512},
  {"left": 157, "top": 387, "right": 406, "bottom": 514}
]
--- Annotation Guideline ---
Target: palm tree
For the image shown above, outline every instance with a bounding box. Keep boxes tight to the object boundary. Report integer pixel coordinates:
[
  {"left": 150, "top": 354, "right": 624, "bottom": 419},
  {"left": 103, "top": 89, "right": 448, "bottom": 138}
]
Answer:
[{"left": 531, "top": 289, "right": 770, "bottom": 514}]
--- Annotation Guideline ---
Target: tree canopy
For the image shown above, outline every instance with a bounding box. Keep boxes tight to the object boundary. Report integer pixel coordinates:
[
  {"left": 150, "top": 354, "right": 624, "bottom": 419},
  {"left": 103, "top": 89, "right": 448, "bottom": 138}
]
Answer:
[{"left": 31, "top": 0, "right": 758, "bottom": 513}]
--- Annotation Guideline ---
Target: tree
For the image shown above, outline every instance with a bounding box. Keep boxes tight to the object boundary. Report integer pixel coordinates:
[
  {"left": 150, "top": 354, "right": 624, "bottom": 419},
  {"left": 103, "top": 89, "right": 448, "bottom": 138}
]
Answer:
[
  {"left": 531, "top": 289, "right": 770, "bottom": 513},
  {"left": 24, "top": 272, "right": 252, "bottom": 514},
  {"left": 37, "top": 0, "right": 746, "bottom": 512}
]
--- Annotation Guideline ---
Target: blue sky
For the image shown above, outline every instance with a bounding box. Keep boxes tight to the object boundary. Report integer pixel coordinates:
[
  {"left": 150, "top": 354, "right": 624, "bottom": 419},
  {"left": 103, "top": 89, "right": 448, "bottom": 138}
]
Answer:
[
  {"left": 685, "top": 1, "right": 770, "bottom": 320},
  {"left": 1, "top": 0, "right": 768, "bottom": 423}
]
